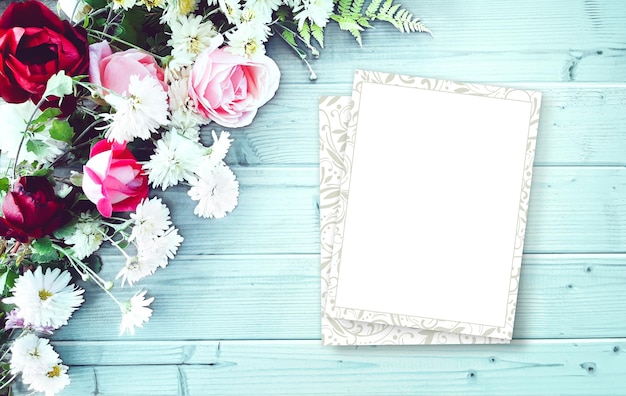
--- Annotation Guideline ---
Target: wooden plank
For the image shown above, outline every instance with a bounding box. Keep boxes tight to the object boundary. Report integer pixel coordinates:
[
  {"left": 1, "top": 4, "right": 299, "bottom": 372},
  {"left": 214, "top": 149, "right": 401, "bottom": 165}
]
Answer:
[
  {"left": 222, "top": 85, "right": 626, "bottom": 166},
  {"left": 14, "top": 339, "right": 625, "bottom": 395},
  {"left": 265, "top": 1, "right": 626, "bottom": 85},
  {"left": 52, "top": 254, "right": 626, "bottom": 341},
  {"left": 88, "top": 166, "right": 626, "bottom": 255}
]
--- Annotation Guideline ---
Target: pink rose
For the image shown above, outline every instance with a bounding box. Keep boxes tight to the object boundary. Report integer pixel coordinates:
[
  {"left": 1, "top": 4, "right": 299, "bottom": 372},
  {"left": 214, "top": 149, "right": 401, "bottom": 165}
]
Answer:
[
  {"left": 89, "top": 41, "right": 167, "bottom": 95},
  {"left": 188, "top": 47, "right": 280, "bottom": 128},
  {"left": 82, "top": 140, "right": 149, "bottom": 218}
]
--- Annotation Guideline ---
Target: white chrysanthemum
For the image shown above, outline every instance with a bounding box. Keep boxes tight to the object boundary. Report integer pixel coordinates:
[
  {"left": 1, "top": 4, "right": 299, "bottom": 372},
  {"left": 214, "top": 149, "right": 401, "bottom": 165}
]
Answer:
[
  {"left": 9, "top": 334, "right": 59, "bottom": 376},
  {"left": 103, "top": 75, "right": 169, "bottom": 143},
  {"left": 167, "top": 71, "right": 205, "bottom": 138},
  {"left": 57, "top": 0, "right": 91, "bottom": 23},
  {"left": 218, "top": 0, "right": 242, "bottom": 24},
  {"left": 154, "top": 227, "right": 184, "bottom": 264},
  {"left": 130, "top": 197, "right": 172, "bottom": 242},
  {"left": 111, "top": 0, "right": 136, "bottom": 11},
  {"left": 160, "top": 0, "right": 199, "bottom": 24},
  {"left": 3, "top": 268, "right": 84, "bottom": 330},
  {"left": 23, "top": 362, "right": 71, "bottom": 396},
  {"left": 139, "top": 0, "right": 166, "bottom": 11},
  {"left": 207, "top": 130, "right": 232, "bottom": 165},
  {"left": 294, "top": 0, "right": 334, "bottom": 29},
  {"left": 245, "top": 0, "right": 282, "bottom": 21},
  {"left": 116, "top": 247, "right": 162, "bottom": 287},
  {"left": 0, "top": 102, "right": 67, "bottom": 165},
  {"left": 188, "top": 163, "right": 239, "bottom": 219},
  {"left": 225, "top": 23, "right": 269, "bottom": 58},
  {"left": 119, "top": 290, "right": 154, "bottom": 335},
  {"left": 168, "top": 15, "right": 223, "bottom": 68},
  {"left": 284, "top": 0, "right": 302, "bottom": 8},
  {"left": 143, "top": 131, "right": 206, "bottom": 190},
  {"left": 64, "top": 214, "right": 106, "bottom": 260},
  {"left": 116, "top": 227, "right": 182, "bottom": 286}
]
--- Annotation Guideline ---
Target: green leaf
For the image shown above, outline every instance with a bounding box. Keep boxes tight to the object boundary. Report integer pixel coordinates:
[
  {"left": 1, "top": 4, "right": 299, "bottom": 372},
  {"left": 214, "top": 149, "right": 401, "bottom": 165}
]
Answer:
[
  {"left": 49, "top": 119, "right": 75, "bottom": 143},
  {"left": 0, "top": 177, "right": 9, "bottom": 193},
  {"left": 31, "top": 108, "right": 62, "bottom": 126},
  {"left": 53, "top": 221, "right": 78, "bottom": 240},
  {"left": 85, "top": 254, "right": 103, "bottom": 274},
  {"left": 84, "top": 0, "right": 108, "bottom": 9},
  {"left": 281, "top": 29, "right": 298, "bottom": 47},
  {"left": 32, "top": 168, "right": 54, "bottom": 178},
  {"left": 26, "top": 139, "right": 49, "bottom": 157},
  {"left": 31, "top": 238, "right": 60, "bottom": 264}
]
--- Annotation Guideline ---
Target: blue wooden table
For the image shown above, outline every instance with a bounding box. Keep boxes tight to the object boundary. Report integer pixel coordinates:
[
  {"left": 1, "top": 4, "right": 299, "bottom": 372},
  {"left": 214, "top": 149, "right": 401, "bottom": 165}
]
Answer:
[{"left": 14, "top": 0, "right": 626, "bottom": 394}]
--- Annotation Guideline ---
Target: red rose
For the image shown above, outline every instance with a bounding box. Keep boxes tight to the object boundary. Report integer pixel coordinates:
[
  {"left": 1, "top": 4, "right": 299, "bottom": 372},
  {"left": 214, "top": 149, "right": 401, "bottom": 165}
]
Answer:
[
  {"left": 0, "top": 0, "right": 89, "bottom": 110},
  {"left": 82, "top": 140, "right": 149, "bottom": 218},
  {"left": 0, "top": 176, "right": 66, "bottom": 242}
]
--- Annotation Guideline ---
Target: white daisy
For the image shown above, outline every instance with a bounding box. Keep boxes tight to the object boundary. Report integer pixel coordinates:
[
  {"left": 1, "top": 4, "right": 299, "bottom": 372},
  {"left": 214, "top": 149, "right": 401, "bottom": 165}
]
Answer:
[
  {"left": 143, "top": 131, "right": 206, "bottom": 190},
  {"left": 160, "top": 0, "right": 199, "bottom": 24},
  {"left": 130, "top": 197, "right": 172, "bottom": 242},
  {"left": 188, "top": 163, "right": 239, "bottom": 219},
  {"left": 64, "top": 213, "right": 107, "bottom": 260},
  {"left": 168, "top": 15, "right": 223, "bottom": 68},
  {"left": 111, "top": 0, "right": 136, "bottom": 11},
  {"left": 119, "top": 290, "right": 154, "bottom": 335},
  {"left": 9, "top": 334, "right": 59, "bottom": 376},
  {"left": 3, "top": 267, "right": 84, "bottom": 330},
  {"left": 0, "top": 102, "right": 67, "bottom": 165},
  {"left": 293, "top": 0, "right": 334, "bottom": 29},
  {"left": 139, "top": 0, "right": 166, "bottom": 11},
  {"left": 225, "top": 23, "right": 269, "bottom": 58},
  {"left": 218, "top": 0, "right": 242, "bottom": 24},
  {"left": 245, "top": 0, "right": 283, "bottom": 21},
  {"left": 103, "top": 75, "right": 169, "bottom": 143},
  {"left": 23, "top": 362, "right": 71, "bottom": 396}
]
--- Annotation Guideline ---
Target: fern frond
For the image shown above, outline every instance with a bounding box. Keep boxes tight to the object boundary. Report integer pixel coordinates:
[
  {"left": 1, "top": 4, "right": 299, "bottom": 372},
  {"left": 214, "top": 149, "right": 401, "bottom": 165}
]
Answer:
[
  {"left": 350, "top": 0, "right": 366, "bottom": 15},
  {"left": 299, "top": 21, "right": 311, "bottom": 46},
  {"left": 333, "top": 17, "right": 365, "bottom": 46},
  {"left": 364, "top": 0, "right": 383, "bottom": 18},
  {"left": 336, "top": 0, "right": 353, "bottom": 16},
  {"left": 311, "top": 23, "right": 325, "bottom": 48}
]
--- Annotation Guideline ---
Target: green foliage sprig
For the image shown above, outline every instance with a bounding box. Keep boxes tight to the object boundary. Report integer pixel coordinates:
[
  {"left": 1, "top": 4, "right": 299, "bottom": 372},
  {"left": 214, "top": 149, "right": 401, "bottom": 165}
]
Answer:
[{"left": 332, "top": 0, "right": 432, "bottom": 46}]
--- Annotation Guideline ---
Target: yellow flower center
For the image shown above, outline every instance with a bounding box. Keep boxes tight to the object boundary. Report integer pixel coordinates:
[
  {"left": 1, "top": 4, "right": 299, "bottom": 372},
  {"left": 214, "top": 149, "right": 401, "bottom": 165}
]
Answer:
[
  {"left": 178, "top": 0, "right": 197, "bottom": 15},
  {"left": 39, "top": 289, "right": 53, "bottom": 301},
  {"left": 47, "top": 365, "right": 62, "bottom": 378},
  {"left": 245, "top": 40, "right": 258, "bottom": 58}
]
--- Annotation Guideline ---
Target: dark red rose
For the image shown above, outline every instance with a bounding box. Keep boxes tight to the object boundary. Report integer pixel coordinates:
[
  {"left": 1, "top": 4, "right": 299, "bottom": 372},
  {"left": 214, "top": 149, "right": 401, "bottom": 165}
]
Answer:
[
  {"left": 0, "top": 0, "right": 89, "bottom": 111},
  {"left": 0, "top": 176, "right": 66, "bottom": 242}
]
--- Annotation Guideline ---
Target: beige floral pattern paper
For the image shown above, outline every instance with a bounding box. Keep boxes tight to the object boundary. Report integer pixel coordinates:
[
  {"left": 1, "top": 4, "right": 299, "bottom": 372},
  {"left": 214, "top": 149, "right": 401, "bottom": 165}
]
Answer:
[
  {"left": 320, "top": 96, "right": 511, "bottom": 346},
  {"left": 321, "top": 70, "right": 541, "bottom": 344}
]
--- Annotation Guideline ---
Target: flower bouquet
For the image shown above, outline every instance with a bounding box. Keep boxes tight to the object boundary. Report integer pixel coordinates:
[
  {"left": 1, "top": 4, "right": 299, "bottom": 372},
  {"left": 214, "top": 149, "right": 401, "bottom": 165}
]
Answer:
[{"left": 0, "top": 0, "right": 428, "bottom": 394}]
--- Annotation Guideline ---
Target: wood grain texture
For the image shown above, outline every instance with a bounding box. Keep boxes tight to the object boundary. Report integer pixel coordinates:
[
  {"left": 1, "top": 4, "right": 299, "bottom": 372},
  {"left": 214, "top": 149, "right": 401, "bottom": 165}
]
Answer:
[
  {"left": 51, "top": 254, "right": 626, "bottom": 341},
  {"left": 12, "top": 340, "right": 626, "bottom": 395},
  {"left": 5, "top": 0, "right": 626, "bottom": 394}
]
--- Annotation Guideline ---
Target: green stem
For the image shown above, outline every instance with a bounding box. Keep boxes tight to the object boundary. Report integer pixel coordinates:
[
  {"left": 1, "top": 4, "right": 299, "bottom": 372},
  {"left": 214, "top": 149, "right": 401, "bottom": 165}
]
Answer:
[
  {"left": 87, "top": 29, "right": 167, "bottom": 63},
  {"left": 12, "top": 97, "right": 47, "bottom": 178}
]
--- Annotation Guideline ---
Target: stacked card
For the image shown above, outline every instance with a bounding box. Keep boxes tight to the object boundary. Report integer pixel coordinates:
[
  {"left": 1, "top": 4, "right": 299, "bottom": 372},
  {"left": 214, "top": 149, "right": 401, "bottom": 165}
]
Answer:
[{"left": 320, "top": 70, "right": 542, "bottom": 345}]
